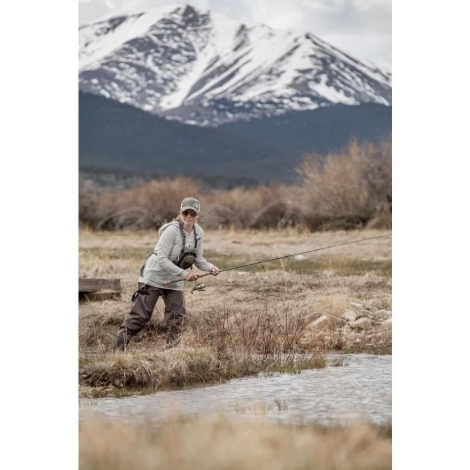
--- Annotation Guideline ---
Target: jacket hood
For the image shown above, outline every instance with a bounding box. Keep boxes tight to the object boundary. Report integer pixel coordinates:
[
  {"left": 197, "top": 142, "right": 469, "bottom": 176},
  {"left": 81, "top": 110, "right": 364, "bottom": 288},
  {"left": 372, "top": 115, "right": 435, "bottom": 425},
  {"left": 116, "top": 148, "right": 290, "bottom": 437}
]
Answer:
[{"left": 158, "top": 220, "right": 179, "bottom": 235}]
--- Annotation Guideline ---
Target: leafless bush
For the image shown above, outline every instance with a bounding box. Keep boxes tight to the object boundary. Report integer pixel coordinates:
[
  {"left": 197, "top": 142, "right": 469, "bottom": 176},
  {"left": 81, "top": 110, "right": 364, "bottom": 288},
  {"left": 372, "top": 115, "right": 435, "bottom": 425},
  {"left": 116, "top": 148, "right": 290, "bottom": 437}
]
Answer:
[
  {"left": 296, "top": 138, "right": 392, "bottom": 230},
  {"left": 79, "top": 138, "right": 391, "bottom": 231},
  {"left": 192, "top": 305, "right": 311, "bottom": 360},
  {"left": 201, "top": 183, "right": 302, "bottom": 229},
  {"left": 79, "top": 177, "right": 102, "bottom": 227},
  {"left": 81, "top": 177, "right": 202, "bottom": 230}
]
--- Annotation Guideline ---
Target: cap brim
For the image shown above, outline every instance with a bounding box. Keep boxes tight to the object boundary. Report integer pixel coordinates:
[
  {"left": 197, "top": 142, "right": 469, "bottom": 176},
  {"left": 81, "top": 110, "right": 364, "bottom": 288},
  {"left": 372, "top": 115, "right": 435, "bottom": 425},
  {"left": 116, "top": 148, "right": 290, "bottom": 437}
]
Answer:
[{"left": 181, "top": 205, "right": 199, "bottom": 212}]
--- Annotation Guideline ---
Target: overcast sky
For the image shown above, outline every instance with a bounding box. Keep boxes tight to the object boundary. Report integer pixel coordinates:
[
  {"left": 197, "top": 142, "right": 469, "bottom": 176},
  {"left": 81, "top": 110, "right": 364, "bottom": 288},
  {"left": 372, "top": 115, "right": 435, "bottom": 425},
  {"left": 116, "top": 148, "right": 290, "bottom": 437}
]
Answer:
[{"left": 79, "top": 0, "right": 391, "bottom": 70}]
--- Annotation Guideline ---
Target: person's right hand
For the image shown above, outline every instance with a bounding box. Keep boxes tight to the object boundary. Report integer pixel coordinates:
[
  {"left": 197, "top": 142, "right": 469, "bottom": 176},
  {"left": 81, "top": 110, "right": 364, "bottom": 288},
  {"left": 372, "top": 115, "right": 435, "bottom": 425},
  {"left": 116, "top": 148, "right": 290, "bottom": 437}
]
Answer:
[{"left": 184, "top": 272, "right": 199, "bottom": 282}]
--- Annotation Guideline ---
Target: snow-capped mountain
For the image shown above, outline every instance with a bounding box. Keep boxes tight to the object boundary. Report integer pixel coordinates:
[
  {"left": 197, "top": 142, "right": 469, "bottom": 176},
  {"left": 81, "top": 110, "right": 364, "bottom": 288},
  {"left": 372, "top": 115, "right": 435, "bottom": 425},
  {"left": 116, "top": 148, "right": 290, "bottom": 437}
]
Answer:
[{"left": 79, "top": 4, "right": 392, "bottom": 126}]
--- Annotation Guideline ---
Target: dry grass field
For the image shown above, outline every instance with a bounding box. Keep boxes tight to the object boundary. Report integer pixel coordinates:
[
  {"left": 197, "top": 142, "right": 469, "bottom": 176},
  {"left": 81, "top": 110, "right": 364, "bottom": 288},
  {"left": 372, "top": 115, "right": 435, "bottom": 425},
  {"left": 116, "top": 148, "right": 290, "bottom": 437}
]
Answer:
[
  {"left": 79, "top": 415, "right": 392, "bottom": 470},
  {"left": 79, "top": 227, "right": 391, "bottom": 397}
]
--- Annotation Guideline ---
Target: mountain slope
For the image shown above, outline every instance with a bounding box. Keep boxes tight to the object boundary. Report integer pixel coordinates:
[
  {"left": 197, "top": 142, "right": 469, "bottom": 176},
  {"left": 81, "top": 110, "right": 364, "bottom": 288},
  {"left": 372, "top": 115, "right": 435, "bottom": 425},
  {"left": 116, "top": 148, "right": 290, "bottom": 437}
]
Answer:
[
  {"left": 79, "top": 91, "right": 299, "bottom": 183},
  {"left": 218, "top": 104, "right": 392, "bottom": 155},
  {"left": 79, "top": 4, "right": 391, "bottom": 126},
  {"left": 79, "top": 92, "right": 392, "bottom": 185}
]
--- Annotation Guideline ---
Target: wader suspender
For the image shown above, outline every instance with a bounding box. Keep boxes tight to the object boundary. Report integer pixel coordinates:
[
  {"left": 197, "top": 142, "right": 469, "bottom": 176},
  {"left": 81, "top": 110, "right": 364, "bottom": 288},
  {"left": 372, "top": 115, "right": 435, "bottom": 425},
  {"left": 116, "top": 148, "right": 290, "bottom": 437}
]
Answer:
[
  {"left": 137, "top": 222, "right": 199, "bottom": 289},
  {"left": 178, "top": 221, "right": 198, "bottom": 250},
  {"left": 158, "top": 221, "right": 199, "bottom": 250}
]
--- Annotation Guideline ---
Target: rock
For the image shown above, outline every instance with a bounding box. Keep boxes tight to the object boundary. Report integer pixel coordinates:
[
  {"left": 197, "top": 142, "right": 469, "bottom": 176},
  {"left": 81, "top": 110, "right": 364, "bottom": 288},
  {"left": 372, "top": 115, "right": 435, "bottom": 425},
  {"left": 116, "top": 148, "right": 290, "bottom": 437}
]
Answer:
[
  {"left": 309, "top": 314, "right": 345, "bottom": 329},
  {"left": 382, "top": 318, "right": 392, "bottom": 330},
  {"left": 114, "top": 379, "right": 121, "bottom": 386},
  {"left": 350, "top": 302, "right": 363, "bottom": 309},
  {"left": 342, "top": 324, "right": 351, "bottom": 334},
  {"left": 375, "top": 309, "right": 392, "bottom": 319},
  {"left": 343, "top": 311, "right": 357, "bottom": 322},
  {"left": 350, "top": 317, "right": 373, "bottom": 331},
  {"left": 310, "top": 314, "right": 330, "bottom": 329}
]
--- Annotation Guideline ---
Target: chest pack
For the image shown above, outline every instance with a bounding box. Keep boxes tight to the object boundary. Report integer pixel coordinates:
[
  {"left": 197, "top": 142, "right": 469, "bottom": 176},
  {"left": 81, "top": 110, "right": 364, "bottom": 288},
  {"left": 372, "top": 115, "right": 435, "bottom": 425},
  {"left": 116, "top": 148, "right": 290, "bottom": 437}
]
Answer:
[{"left": 140, "top": 221, "right": 198, "bottom": 276}]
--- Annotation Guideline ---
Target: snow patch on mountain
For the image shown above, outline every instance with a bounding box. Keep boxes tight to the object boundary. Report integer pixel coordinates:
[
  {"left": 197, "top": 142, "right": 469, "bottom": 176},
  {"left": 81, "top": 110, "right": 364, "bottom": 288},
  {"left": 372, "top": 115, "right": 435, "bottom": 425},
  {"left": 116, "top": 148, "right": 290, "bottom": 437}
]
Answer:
[
  {"left": 80, "top": 5, "right": 178, "bottom": 70},
  {"left": 79, "top": 4, "right": 391, "bottom": 126}
]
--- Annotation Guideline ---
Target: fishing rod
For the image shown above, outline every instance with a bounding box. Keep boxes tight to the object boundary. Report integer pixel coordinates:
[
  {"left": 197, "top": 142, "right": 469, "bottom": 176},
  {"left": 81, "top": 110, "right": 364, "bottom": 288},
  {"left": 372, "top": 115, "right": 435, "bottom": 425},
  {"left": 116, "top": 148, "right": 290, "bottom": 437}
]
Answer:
[{"left": 163, "top": 233, "right": 392, "bottom": 292}]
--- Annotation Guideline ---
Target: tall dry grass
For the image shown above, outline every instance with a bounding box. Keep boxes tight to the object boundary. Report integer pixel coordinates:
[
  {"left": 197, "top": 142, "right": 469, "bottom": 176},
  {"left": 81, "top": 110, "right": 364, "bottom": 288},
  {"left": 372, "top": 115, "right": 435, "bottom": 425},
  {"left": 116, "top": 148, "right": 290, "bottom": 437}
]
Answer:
[
  {"left": 79, "top": 228, "right": 391, "bottom": 396},
  {"left": 79, "top": 306, "right": 322, "bottom": 393},
  {"left": 79, "top": 416, "right": 392, "bottom": 470},
  {"left": 79, "top": 138, "right": 391, "bottom": 231},
  {"left": 197, "top": 304, "right": 309, "bottom": 356}
]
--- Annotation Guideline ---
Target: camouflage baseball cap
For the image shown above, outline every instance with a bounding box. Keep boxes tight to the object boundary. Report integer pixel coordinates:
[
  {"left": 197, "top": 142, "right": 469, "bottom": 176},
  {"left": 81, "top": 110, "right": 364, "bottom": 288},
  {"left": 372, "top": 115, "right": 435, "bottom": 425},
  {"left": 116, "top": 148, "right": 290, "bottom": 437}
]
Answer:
[{"left": 180, "top": 197, "right": 201, "bottom": 212}]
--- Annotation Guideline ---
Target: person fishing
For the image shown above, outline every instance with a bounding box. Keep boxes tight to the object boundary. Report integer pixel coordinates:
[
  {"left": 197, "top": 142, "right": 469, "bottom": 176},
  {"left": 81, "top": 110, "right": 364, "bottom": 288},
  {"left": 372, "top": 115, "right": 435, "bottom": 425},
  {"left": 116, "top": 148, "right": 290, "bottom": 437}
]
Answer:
[{"left": 114, "top": 197, "right": 219, "bottom": 351}]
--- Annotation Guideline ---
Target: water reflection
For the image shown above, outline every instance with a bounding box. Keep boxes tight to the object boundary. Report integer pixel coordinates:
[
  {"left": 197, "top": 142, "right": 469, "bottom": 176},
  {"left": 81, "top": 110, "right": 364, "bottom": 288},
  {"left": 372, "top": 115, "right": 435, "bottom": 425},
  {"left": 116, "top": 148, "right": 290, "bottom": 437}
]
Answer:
[{"left": 80, "top": 354, "right": 391, "bottom": 426}]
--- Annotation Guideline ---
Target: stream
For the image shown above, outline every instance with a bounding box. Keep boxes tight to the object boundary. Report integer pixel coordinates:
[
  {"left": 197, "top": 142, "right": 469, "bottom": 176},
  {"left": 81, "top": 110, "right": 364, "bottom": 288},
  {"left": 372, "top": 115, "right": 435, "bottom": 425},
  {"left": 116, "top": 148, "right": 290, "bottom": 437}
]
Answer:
[{"left": 80, "top": 354, "right": 391, "bottom": 426}]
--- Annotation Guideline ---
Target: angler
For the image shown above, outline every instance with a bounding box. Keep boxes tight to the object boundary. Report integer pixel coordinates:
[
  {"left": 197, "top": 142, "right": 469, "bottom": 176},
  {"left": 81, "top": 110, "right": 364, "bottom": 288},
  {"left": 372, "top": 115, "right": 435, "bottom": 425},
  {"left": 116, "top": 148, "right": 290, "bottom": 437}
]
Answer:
[{"left": 114, "top": 197, "right": 219, "bottom": 352}]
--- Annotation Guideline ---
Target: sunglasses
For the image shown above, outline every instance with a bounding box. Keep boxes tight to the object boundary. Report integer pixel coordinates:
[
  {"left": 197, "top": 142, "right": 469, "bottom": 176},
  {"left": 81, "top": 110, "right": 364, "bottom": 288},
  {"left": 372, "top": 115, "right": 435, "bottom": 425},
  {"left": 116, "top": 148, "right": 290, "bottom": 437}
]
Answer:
[{"left": 182, "top": 210, "right": 198, "bottom": 217}]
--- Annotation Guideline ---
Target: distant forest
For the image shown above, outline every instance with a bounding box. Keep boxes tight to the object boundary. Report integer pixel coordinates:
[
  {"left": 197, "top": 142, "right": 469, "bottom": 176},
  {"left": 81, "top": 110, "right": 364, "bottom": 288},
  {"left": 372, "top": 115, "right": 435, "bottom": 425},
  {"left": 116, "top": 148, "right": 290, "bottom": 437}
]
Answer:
[{"left": 79, "top": 92, "right": 391, "bottom": 186}]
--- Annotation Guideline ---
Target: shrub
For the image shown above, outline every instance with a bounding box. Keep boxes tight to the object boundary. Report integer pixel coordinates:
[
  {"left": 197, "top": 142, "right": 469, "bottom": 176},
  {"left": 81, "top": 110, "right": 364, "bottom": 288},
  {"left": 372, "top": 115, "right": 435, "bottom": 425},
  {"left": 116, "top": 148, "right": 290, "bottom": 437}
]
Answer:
[
  {"left": 296, "top": 137, "right": 392, "bottom": 230},
  {"left": 78, "top": 138, "right": 391, "bottom": 232}
]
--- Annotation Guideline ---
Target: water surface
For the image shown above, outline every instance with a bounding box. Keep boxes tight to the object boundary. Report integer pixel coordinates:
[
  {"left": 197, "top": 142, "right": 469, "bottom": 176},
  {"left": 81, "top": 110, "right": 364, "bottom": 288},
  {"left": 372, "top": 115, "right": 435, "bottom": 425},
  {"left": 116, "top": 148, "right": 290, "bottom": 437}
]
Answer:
[{"left": 80, "top": 354, "right": 391, "bottom": 426}]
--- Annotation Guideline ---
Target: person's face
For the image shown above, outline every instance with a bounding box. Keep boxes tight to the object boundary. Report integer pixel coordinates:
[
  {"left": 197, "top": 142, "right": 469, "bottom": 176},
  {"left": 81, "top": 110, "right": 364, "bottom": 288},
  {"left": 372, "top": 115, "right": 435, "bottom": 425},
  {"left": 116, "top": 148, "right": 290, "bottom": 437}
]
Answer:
[{"left": 181, "top": 209, "right": 199, "bottom": 223}]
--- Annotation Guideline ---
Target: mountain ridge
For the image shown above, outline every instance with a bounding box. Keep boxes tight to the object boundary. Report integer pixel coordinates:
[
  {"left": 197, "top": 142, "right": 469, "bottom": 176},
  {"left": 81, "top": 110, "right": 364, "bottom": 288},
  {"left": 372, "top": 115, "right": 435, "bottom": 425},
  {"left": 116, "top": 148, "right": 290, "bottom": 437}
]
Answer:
[{"left": 79, "top": 4, "right": 391, "bottom": 126}]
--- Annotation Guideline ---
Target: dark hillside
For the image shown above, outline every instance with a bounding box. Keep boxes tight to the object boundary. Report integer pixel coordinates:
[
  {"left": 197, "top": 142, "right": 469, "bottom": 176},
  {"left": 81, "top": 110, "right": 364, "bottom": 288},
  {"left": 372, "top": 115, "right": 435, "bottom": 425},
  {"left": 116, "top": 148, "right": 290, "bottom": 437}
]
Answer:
[
  {"left": 79, "top": 92, "right": 299, "bottom": 183},
  {"left": 218, "top": 104, "right": 392, "bottom": 155}
]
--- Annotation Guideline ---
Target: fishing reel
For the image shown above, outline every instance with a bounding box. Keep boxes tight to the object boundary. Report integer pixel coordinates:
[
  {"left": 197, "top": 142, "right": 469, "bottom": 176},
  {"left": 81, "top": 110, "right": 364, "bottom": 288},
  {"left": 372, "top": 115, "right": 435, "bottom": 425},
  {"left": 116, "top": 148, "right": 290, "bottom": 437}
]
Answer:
[{"left": 191, "top": 282, "right": 206, "bottom": 294}]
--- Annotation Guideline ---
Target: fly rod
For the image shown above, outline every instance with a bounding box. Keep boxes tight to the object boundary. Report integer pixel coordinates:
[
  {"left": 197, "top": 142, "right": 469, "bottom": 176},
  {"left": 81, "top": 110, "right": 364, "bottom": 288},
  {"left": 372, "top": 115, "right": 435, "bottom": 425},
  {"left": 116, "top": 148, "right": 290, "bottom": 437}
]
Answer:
[{"left": 163, "top": 233, "right": 391, "bottom": 291}]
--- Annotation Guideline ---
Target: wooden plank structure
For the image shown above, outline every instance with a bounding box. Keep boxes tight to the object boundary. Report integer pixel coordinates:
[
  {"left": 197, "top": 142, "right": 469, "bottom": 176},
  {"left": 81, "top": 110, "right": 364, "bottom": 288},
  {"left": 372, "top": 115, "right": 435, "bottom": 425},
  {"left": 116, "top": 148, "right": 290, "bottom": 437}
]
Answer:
[{"left": 79, "top": 278, "right": 122, "bottom": 301}]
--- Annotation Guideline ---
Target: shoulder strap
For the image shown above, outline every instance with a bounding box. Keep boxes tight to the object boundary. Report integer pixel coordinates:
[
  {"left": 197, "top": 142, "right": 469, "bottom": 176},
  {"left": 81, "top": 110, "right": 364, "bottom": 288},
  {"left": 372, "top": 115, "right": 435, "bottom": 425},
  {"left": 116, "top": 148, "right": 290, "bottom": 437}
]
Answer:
[
  {"left": 178, "top": 220, "right": 186, "bottom": 246},
  {"left": 178, "top": 220, "right": 197, "bottom": 248},
  {"left": 193, "top": 225, "right": 199, "bottom": 248}
]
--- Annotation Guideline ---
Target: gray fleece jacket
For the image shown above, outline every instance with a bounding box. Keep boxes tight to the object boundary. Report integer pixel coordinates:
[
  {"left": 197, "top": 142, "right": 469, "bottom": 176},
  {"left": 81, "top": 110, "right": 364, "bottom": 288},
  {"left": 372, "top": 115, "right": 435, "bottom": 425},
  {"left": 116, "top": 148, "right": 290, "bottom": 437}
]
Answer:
[{"left": 138, "top": 220, "right": 214, "bottom": 291}]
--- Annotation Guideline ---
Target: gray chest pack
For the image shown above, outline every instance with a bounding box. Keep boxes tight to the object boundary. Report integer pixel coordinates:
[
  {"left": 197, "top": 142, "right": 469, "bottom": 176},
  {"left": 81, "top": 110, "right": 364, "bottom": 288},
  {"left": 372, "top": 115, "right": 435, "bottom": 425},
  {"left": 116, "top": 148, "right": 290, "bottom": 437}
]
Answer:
[{"left": 140, "top": 221, "right": 198, "bottom": 276}]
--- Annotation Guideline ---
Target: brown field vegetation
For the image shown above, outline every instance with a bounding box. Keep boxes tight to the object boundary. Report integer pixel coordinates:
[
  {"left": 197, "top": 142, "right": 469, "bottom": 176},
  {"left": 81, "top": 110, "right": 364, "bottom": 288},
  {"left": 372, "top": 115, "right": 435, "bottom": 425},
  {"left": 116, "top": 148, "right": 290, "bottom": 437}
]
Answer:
[
  {"left": 79, "top": 139, "right": 392, "bottom": 470},
  {"left": 79, "top": 415, "right": 392, "bottom": 470},
  {"left": 79, "top": 139, "right": 391, "bottom": 231},
  {"left": 79, "top": 227, "right": 391, "bottom": 398}
]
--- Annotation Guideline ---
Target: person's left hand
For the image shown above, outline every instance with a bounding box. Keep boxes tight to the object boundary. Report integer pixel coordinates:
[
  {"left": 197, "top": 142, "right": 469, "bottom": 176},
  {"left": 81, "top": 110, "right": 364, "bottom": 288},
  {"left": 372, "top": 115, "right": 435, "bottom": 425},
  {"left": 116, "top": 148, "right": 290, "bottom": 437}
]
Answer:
[{"left": 210, "top": 266, "right": 220, "bottom": 276}]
